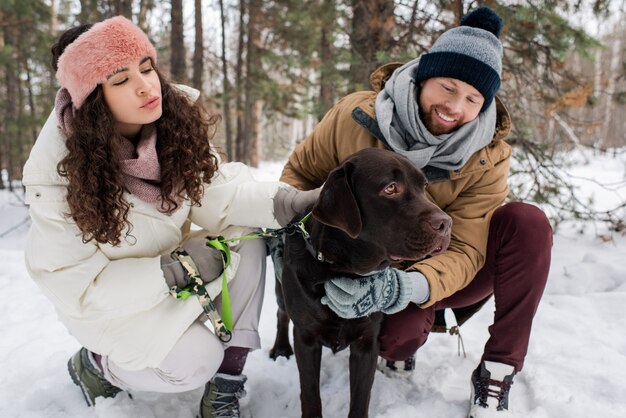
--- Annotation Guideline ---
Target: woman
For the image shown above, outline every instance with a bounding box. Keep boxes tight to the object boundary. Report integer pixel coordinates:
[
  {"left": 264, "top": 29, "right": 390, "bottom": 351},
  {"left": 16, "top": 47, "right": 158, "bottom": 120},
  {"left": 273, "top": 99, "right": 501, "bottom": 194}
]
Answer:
[{"left": 22, "top": 16, "right": 317, "bottom": 418}]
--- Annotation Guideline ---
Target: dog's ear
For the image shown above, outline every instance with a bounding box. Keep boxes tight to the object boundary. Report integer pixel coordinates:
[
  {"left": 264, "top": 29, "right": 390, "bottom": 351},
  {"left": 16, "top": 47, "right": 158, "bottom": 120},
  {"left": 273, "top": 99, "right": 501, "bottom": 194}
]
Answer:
[{"left": 312, "top": 161, "right": 362, "bottom": 238}]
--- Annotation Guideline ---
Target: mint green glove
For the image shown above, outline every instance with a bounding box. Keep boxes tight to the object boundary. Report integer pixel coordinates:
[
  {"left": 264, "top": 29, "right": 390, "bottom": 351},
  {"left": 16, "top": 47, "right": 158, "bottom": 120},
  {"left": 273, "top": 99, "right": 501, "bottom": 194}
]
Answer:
[{"left": 321, "top": 269, "right": 429, "bottom": 319}]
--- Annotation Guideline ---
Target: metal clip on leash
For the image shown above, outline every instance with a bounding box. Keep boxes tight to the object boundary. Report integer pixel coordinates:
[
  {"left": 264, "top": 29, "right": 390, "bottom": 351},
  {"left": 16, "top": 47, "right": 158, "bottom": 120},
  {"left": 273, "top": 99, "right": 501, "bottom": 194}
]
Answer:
[{"left": 170, "top": 247, "right": 232, "bottom": 343}]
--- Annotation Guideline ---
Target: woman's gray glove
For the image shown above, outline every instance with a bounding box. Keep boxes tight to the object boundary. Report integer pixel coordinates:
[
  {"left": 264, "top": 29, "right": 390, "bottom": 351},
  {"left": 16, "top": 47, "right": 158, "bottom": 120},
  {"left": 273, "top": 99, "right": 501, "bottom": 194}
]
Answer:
[
  {"left": 273, "top": 185, "right": 321, "bottom": 227},
  {"left": 161, "top": 236, "right": 225, "bottom": 288},
  {"left": 321, "top": 268, "right": 430, "bottom": 319}
]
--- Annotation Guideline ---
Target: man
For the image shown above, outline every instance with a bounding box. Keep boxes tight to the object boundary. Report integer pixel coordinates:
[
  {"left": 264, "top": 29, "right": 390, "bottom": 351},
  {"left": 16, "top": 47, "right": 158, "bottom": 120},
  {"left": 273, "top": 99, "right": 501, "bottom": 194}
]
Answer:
[{"left": 275, "top": 7, "right": 552, "bottom": 418}]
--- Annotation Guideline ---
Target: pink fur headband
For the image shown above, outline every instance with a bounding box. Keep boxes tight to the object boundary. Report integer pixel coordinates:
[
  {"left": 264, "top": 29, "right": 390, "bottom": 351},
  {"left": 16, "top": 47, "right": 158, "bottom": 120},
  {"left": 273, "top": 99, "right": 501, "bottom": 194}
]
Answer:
[{"left": 56, "top": 16, "right": 157, "bottom": 109}]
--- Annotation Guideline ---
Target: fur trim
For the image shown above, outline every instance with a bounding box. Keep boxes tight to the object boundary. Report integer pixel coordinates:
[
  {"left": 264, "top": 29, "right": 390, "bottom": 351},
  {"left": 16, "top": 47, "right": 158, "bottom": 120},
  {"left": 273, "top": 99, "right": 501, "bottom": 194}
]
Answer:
[{"left": 56, "top": 16, "right": 157, "bottom": 109}]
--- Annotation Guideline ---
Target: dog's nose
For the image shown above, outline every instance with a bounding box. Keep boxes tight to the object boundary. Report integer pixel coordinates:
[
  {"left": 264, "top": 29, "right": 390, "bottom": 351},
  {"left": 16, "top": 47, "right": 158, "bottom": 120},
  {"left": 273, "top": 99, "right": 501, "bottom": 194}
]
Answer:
[{"left": 427, "top": 212, "right": 452, "bottom": 236}]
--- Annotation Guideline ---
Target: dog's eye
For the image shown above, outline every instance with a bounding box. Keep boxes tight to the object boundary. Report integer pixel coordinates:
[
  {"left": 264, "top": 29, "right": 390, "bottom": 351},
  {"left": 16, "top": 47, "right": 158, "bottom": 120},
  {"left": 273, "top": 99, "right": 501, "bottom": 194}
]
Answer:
[
  {"left": 423, "top": 181, "right": 429, "bottom": 189},
  {"left": 383, "top": 182, "right": 398, "bottom": 195}
]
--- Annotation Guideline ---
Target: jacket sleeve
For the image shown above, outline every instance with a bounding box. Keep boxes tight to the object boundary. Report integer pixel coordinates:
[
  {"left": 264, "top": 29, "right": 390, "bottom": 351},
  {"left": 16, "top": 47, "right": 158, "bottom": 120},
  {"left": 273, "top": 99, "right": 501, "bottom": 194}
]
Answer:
[
  {"left": 24, "top": 186, "right": 171, "bottom": 320},
  {"left": 412, "top": 154, "right": 511, "bottom": 308},
  {"left": 189, "top": 161, "right": 283, "bottom": 234}
]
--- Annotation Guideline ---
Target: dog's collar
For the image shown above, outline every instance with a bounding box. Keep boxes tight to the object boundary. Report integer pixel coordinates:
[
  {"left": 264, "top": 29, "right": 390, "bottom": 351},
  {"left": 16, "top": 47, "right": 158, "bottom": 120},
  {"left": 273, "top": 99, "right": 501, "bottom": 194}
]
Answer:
[{"left": 288, "top": 212, "right": 334, "bottom": 264}]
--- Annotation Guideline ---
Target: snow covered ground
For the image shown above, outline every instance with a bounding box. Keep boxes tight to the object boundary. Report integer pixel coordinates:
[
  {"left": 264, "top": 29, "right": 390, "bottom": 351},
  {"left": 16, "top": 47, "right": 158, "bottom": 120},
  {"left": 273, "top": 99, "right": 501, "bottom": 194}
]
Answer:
[{"left": 1, "top": 151, "right": 625, "bottom": 418}]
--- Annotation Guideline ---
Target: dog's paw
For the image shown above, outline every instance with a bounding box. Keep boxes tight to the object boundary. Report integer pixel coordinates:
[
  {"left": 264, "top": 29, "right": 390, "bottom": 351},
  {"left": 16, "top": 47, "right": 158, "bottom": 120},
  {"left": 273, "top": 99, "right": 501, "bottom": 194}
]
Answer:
[{"left": 269, "top": 344, "right": 294, "bottom": 360}]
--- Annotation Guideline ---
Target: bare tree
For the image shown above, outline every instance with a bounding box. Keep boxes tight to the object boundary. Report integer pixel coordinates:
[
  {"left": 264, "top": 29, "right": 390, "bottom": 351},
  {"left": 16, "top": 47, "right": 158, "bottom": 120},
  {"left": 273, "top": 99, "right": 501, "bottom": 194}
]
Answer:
[
  {"left": 235, "top": 0, "right": 246, "bottom": 162},
  {"left": 319, "top": 0, "right": 336, "bottom": 120},
  {"left": 22, "top": 59, "right": 38, "bottom": 147},
  {"left": 50, "top": 0, "right": 58, "bottom": 35},
  {"left": 243, "top": 0, "right": 262, "bottom": 166},
  {"left": 3, "top": 22, "right": 19, "bottom": 191},
  {"left": 170, "top": 0, "right": 187, "bottom": 82},
  {"left": 114, "top": 0, "right": 133, "bottom": 19},
  {"left": 600, "top": 28, "right": 624, "bottom": 148},
  {"left": 451, "top": 0, "right": 463, "bottom": 25},
  {"left": 78, "top": 0, "right": 102, "bottom": 24},
  {"left": 138, "top": 0, "right": 155, "bottom": 32},
  {"left": 0, "top": 11, "right": 4, "bottom": 190},
  {"left": 192, "top": 0, "right": 204, "bottom": 90},
  {"left": 219, "top": 0, "right": 233, "bottom": 159}
]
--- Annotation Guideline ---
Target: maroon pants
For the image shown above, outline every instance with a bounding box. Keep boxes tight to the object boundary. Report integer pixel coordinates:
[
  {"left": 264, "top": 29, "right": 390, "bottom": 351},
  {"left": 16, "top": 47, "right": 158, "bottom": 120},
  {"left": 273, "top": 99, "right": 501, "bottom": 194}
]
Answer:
[{"left": 379, "top": 202, "right": 552, "bottom": 372}]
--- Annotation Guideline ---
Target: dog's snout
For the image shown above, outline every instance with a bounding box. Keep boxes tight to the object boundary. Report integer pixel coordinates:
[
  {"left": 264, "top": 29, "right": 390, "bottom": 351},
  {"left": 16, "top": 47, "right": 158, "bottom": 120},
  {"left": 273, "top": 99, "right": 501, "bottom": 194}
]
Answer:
[{"left": 427, "top": 212, "right": 452, "bottom": 236}]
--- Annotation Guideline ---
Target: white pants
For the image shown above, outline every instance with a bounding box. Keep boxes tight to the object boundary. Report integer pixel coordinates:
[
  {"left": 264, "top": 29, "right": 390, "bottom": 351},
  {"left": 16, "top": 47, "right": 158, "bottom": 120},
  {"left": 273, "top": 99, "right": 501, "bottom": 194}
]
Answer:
[{"left": 101, "top": 238, "right": 266, "bottom": 392}]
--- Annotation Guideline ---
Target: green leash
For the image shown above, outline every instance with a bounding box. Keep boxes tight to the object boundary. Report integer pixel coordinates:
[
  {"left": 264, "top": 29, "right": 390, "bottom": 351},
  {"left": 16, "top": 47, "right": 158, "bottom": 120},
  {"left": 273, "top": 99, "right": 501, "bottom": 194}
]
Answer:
[{"left": 171, "top": 212, "right": 313, "bottom": 342}]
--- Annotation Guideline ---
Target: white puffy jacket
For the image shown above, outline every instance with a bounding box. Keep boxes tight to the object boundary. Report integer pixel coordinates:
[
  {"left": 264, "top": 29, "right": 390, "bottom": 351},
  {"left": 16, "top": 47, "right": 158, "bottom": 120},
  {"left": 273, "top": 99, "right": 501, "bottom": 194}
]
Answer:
[{"left": 23, "top": 95, "right": 282, "bottom": 370}]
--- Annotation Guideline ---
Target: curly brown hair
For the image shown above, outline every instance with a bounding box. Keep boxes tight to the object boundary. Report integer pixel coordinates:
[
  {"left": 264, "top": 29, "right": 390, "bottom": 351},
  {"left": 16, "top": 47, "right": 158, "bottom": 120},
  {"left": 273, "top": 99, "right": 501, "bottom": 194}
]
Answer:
[{"left": 57, "top": 71, "right": 220, "bottom": 246}]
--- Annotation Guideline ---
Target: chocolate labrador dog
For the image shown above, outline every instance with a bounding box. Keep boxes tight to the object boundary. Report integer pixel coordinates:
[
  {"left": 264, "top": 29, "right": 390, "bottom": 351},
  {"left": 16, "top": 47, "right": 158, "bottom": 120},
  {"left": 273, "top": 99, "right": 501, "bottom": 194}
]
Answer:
[{"left": 270, "top": 148, "right": 451, "bottom": 418}]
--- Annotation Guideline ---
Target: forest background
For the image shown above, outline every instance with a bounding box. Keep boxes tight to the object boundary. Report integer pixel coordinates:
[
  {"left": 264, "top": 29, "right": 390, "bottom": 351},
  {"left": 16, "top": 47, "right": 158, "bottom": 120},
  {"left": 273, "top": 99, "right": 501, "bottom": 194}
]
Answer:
[{"left": 1, "top": 0, "right": 625, "bottom": 230}]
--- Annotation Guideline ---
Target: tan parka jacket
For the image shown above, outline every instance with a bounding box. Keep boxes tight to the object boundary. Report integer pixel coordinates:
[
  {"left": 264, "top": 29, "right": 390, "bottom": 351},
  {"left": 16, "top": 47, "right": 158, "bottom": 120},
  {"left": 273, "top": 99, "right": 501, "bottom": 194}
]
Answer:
[{"left": 280, "top": 63, "right": 513, "bottom": 308}]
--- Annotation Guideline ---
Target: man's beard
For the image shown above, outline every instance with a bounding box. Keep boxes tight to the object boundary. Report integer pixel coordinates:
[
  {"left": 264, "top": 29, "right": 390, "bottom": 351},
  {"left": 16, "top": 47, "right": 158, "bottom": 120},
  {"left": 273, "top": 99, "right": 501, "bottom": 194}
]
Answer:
[{"left": 419, "top": 106, "right": 459, "bottom": 136}]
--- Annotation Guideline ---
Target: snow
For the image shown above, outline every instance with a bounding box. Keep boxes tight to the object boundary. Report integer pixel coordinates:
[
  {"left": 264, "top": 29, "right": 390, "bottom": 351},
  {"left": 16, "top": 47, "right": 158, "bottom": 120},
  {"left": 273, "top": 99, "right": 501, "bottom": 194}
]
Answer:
[{"left": 1, "top": 152, "right": 625, "bottom": 418}]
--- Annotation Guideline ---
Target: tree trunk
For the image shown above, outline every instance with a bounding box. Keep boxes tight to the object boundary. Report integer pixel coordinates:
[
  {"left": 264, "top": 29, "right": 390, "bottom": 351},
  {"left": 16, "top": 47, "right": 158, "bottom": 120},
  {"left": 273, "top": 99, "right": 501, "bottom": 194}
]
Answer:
[
  {"left": 451, "top": 0, "right": 463, "bottom": 26},
  {"left": 3, "top": 25, "right": 19, "bottom": 191},
  {"left": 599, "top": 31, "right": 622, "bottom": 149},
  {"left": 23, "top": 60, "right": 38, "bottom": 146},
  {"left": 16, "top": 45, "right": 25, "bottom": 191},
  {"left": 170, "top": 0, "right": 187, "bottom": 82},
  {"left": 248, "top": 101, "right": 262, "bottom": 167},
  {"left": 318, "top": 0, "right": 336, "bottom": 120},
  {"left": 114, "top": 0, "right": 133, "bottom": 19},
  {"left": 0, "top": 19, "right": 4, "bottom": 189},
  {"left": 50, "top": 0, "right": 58, "bottom": 35},
  {"left": 138, "top": 0, "right": 154, "bottom": 32},
  {"left": 244, "top": 0, "right": 262, "bottom": 167},
  {"left": 192, "top": 0, "right": 204, "bottom": 90},
  {"left": 78, "top": 0, "right": 102, "bottom": 24},
  {"left": 219, "top": 0, "right": 233, "bottom": 160},
  {"left": 235, "top": 0, "right": 246, "bottom": 162},
  {"left": 349, "top": 0, "right": 395, "bottom": 91}
]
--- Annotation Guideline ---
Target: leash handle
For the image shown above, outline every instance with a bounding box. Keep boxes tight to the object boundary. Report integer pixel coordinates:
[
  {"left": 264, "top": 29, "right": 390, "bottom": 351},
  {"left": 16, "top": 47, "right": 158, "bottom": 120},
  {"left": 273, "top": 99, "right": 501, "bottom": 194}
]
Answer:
[{"left": 170, "top": 247, "right": 232, "bottom": 342}]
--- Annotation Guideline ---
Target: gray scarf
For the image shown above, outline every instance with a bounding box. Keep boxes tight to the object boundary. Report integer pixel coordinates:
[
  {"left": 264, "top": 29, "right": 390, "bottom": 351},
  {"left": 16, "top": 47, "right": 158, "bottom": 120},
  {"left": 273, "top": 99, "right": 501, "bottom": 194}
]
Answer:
[{"left": 375, "top": 57, "right": 497, "bottom": 170}]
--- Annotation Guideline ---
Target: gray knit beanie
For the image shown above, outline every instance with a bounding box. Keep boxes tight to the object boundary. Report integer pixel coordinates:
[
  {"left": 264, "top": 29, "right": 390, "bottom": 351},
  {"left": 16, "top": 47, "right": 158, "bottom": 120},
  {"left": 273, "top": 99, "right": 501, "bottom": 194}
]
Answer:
[{"left": 416, "top": 7, "right": 503, "bottom": 111}]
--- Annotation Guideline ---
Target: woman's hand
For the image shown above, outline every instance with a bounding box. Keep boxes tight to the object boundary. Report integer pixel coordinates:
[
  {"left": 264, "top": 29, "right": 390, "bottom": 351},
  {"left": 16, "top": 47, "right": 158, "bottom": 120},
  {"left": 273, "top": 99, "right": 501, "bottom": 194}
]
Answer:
[{"left": 161, "top": 236, "right": 225, "bottom": 288}]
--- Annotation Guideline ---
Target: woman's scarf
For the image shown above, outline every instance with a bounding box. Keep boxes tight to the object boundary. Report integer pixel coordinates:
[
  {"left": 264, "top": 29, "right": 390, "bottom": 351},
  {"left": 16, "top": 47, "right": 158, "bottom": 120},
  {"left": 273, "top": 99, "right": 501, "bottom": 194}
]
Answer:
[
  {"left": 55, "top": 88, "right": 172, "bottom": 208},
  {"left": 117, "top": 124, "right": 164, "bottom": 206},
  {"left": 55, "top": 88, "right": 75, "bottom": 134},
  {"left": 374, "top": 58, "right": 497, "bottom": 170}
]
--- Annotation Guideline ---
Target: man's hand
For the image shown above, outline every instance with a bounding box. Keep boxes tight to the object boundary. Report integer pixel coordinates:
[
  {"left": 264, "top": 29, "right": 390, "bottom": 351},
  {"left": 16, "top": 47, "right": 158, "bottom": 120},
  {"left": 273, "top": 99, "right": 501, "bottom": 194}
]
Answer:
[
  {"left": 161, "top": 236, "right": 225, "bottom": 288},
  {"left": 321, "top": 268, "right": 429, "bottom": 319}
]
